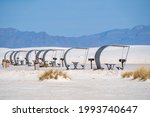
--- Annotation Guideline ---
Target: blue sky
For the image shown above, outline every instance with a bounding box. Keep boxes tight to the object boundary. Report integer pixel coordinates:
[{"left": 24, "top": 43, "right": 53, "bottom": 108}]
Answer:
[{"left": 0, "top": 0, "right": 150, "bottom": 36}]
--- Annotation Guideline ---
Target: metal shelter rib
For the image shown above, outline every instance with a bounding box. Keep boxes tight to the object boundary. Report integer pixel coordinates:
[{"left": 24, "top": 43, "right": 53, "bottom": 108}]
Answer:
[
  {"left": 10, "top": 51, "right": 17, "bottom": 64},
  {"left": 4, "top": 50, "right": 14, "bottom": 60}
]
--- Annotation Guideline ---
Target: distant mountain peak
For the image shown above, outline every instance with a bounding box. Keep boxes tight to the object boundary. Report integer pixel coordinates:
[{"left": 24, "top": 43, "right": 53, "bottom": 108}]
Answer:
[
  {"left": 0, "top": 27, "right": 18, "bottom": 32},
  {"left": 0, "top": 25, "right": 150, "bottom": 48},
  {"left": 132, "top": 25, "right": 150, "bottom": 30}
]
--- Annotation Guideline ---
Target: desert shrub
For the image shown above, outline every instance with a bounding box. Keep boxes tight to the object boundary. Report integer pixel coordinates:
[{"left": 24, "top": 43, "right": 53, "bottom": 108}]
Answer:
[
  {"left": 39, "top": 69, "right": 70, "bottom": 81},
  {"left": 147, "top": 69, "right": 150, "bottom": 79},
  {"left": 121, "top": 67, "right": 150, "bottom": 81},
  {"left": 44, "top": 63, "right": 49, "bottom": 68},
  {"left": 133, "top": 67, "right": 147, "bottom": 80},
  {"left": 121, "top": 71, "right": 133, "bottom": 78}
]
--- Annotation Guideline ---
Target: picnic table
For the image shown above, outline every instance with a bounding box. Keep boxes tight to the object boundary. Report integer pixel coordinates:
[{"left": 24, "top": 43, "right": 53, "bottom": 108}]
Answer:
[
  {"left": 20, "top": 60, "right": 24, "bottom": 65},
  {"left": 105, "top": 63, "right": 116, "bottom": 70},
  {"left": 72, "top": 62, "right": 79, "bottom": 69},
  {"left": 50, "top": 61, "right": 56, "bottom": 67}
]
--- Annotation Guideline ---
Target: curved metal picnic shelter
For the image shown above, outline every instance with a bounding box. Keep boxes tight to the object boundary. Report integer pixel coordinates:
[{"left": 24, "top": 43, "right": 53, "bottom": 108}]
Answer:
[
  {"left": 4, "top": 50, "right": 14, "bottom": 60},
  {"left": 42, "top": 49, "right": 65, "bottom": 61},
  {"left": 64, "top": 47, "right": 89, "bottom": 69},
  {"left": 95, "top": 45, "right": 130, "bottom": 70},
  {"left": 10, "top": 51, "right": 17, "bottom": 64},
  {"left": 13, "top": 50, "right": 28, "bottom": 65},
  {"left": 42, "top": 49, "right": 55, "bottom": 62},
  {"left": 35, "top": 49, "right": 47, "bottom": 61},
  {"left": 25, "top": 49, "right": 39, "bottom": 65}
]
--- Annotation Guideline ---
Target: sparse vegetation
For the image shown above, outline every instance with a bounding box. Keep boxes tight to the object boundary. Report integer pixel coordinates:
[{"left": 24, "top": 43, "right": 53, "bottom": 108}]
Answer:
[
  {"left": 39, "top": 69, "right": 70, "bottom": 81},
  {"left": 44, "top": 63, "right": 49, "bottom": 68},
  {"left": 122, "top": 71, "right": 133, "bottom": 78},
  {"left": 121, "top": 67, "right": 150, "bottom": 81}
]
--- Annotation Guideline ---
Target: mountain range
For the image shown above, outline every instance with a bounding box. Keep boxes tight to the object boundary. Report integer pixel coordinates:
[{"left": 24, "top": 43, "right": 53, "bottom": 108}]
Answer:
[{"left": 0, "top": 25, "right": 150, "bottom": 48}]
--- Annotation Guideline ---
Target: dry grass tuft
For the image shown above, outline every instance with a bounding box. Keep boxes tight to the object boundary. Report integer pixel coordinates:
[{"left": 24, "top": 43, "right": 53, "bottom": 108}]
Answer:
[
  {"left": 147, "top": 68, "right": 150, "bottom": 78},
  {"left": 121, "top": 71, "right": 133, "bottom": 78},
  {"left": 39, "top": 69, "right": 70, "bottom": 81},
  {"left": 121, "top": 67, "right": 150, "bottom": 81},
  {"left": 133, "top": 67, "right": 147, "bottom": 80},
  {"left": 44, "top": 63, "right": 49, "bottom": 68}
]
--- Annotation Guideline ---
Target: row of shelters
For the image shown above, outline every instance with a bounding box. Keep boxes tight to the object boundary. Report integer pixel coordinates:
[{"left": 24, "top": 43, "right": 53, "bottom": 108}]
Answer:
[{"left": 2, "top": 45, "right": 130, "bottom": 70}]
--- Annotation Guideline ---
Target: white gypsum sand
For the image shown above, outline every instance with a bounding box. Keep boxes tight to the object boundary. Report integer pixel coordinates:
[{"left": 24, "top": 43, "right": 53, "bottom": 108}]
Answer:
[{"left": 0, "top": 45, "right": 150, "bottom": 100}]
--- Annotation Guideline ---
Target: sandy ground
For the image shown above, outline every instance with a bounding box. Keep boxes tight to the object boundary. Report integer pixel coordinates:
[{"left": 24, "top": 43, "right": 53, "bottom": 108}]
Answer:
[
  {"left": 0, "top": 45, "right": 150, "bottom": 100},
  {"left": 0, "top": 65, "right": 150, "bottom": 100}
]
